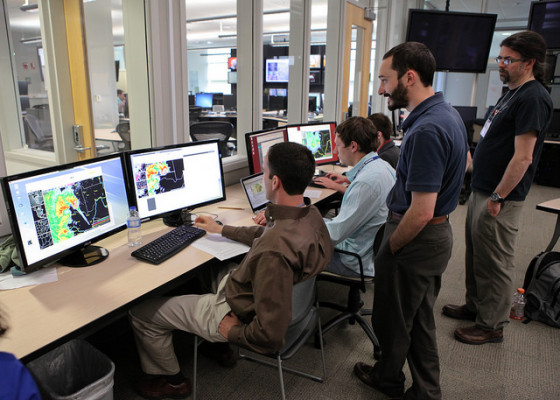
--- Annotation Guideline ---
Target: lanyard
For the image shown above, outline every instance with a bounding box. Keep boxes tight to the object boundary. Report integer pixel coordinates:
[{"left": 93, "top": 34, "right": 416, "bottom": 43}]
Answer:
[{"left": 354, "top": 155, "right": 380, "bottom": 179}]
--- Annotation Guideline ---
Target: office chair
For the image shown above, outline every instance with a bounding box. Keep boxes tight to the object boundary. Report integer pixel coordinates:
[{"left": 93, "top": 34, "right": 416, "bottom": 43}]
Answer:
[
  {"left": 192, "top": 277, "right": 326, "bottom": 400},
  {"left": 317, "top": 224, "right": 385, "bottom": 359},
  {"left": 189, "top": 121, "right": 235, "bottom": 157},
  {"left": 116, "top": 121, "right": 131, "bottom": 151},
  {"left": 23, "top": 114, "right": 54, "bottom": 151}
]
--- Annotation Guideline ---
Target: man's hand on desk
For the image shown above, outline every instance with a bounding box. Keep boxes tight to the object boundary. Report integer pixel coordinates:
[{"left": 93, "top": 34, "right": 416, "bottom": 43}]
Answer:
[
  {"left": 194, "top": 215, "right": 224, "bottom": 234},
  {"left": 219, "top": 312, "right": 242, "bottom": 339},
  {"left": 313, "top": 172, "right": 349, "bottom": 193},
  {"left": 253, "top": 211, "right": 266, "bottom": 226}
]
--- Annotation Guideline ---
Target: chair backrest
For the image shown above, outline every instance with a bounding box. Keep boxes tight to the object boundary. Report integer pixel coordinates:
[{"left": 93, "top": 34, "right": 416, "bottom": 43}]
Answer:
[
  {"left": 373, "top": 223, "right": 386, "bottom": 255},
  {"left": 23, "top": 114, "right": 46, "bottom": 140},
  {"left": 116, "top": 122, "right": 131, "bottom": 150},
  {"left": 290, "top": 277, "right": 317, "bottom": 325},
  {"left": 189, "top": 121, "right": 233, "bottom": 142},
  {"left": 190, "top": 121, "right": 234, "bottom": 157},
  {"left": 280, "top": 276, "right": 318, "bottom": 355}
]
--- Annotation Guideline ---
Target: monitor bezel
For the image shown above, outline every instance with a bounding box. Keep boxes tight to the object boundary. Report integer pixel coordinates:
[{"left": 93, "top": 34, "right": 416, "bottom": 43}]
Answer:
[
  {"left": 286, "top": 121, "right": 339, "bottom": 166},
  {"left": 245, "top": 127, "right": 288, "bottom": 175},
  {"left": 528, "top": 0, "right": 560, "bottom": 50},
  {"left": 1, "top": 153, "right": 129, "bottom": 273},
  {"left": 406, "top": 9, "right": 497, "bottom": 73},
  {"left": 124, "top": 139, "right": 226, "bottom": 222}
]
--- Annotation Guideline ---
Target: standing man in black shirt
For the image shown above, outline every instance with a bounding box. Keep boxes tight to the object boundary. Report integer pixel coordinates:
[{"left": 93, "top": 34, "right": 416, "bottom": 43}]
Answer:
[{"left": 443, "top": 31, "right": 553, "bottom": 344}]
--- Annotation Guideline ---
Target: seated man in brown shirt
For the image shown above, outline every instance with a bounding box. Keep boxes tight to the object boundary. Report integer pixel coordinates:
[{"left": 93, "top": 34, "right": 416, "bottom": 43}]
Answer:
[{"left": 129, "top": 142, "right": 333, "bottom": 399}]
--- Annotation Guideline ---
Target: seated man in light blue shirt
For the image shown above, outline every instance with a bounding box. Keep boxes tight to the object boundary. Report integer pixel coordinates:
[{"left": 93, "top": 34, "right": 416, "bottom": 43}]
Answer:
[{"left": 314, "top": 117, "right": 396, "bottom": 277}]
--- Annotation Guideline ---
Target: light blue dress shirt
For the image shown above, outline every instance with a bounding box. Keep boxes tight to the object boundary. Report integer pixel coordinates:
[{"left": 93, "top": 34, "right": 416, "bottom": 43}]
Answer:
[{"left": 325, "top": 151, "right": 396, "bottom": 276}]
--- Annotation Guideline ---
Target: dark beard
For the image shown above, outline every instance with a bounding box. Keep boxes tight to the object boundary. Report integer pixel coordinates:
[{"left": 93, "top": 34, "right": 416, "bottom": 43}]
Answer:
[{"left": 386, "top": 81, "right": 408, "bottom": 111}]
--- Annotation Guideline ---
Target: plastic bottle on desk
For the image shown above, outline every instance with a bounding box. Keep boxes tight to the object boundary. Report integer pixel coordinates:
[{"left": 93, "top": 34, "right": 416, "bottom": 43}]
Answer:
[
  {"left": 510, "top": 288, "right": 526, "bottom": 320},
  {"left": 127, "top": 206, "right": 142, "bottom": 247}
]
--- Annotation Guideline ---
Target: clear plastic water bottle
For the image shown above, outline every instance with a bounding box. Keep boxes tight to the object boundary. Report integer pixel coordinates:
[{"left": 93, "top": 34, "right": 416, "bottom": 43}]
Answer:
[
  {"left": 510, "top": 288, "right": 526, "bottom": 320},
  {"left": 127, "top": 206, "right": 142, "bottom": 247}
]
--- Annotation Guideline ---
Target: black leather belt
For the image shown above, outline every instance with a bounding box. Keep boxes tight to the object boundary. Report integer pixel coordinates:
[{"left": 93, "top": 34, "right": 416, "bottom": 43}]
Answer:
[{"left": 388, "top": 211, "right": 448, "bottom": 225}]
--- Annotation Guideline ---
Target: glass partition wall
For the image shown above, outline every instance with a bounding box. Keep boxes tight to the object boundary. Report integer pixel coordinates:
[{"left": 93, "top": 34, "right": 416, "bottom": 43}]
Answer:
[{"left": 4, "top": 0, "right": 53, "bottom": 152}]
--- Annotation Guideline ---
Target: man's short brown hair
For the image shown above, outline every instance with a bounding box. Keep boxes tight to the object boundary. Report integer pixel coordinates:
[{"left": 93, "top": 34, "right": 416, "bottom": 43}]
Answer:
[{"left": 336, "top": 117, "right": 379, "bottom": 153}]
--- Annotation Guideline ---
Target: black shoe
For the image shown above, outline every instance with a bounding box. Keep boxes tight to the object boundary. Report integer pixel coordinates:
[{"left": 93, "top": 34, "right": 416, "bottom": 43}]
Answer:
[
  {"left": 353, "top": 362, "right": 404, "bottom": 399},
  {"left": 442, "top": 304, "right": 476, "bottom": 321},
  {"left": 136, "top": 376, "right": 191, "bottom": 400},
  {"left": 198, "top": 341, "right": 237, "bottom": 368}
]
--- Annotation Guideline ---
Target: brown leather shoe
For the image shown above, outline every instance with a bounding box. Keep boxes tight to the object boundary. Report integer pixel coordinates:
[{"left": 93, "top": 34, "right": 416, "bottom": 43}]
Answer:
[
  {"left": 353, "top": 362, "right": 404, "bottom": 399},
  {"left": 442, "top": 304, "right": 476, "bottom": 321},
  {"left": 454, "top": 325, "right": 503, "bottom": 345},
  {"left": 136, "top": 376, "right": 191, "bottom": 399}
]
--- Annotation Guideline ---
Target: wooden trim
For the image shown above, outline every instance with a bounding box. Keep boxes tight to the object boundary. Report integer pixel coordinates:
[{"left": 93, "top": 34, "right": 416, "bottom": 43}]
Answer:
[
  {"left": 341, "top": 2, "right": 373, "bottom": 121},
  {"left": 63, "top": 0, "right": 96, "bottom": 159}
]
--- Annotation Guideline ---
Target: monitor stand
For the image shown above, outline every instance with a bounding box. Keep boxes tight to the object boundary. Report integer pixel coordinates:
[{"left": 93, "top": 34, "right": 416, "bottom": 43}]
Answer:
[
  {"left": 59, "top": 245, "right": 109, "bottom": 268},
  {"left": 162, "top": 208, "right": 195, "bottom": 227}
]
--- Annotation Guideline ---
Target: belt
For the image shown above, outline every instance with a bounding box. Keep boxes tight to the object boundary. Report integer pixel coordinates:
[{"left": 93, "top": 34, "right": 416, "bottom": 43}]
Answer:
[{"left": 388, "top": 211, "right": 448, "bottom": 225}]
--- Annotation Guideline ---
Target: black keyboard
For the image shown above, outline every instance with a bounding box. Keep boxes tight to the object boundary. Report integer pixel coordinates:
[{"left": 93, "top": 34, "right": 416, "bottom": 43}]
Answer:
[{"left": 131, "top": 225, "right": 206, "bottom": 265}]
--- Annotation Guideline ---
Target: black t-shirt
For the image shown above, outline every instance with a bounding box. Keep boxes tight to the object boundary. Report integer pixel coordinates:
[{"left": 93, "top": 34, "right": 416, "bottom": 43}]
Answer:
[{"left": 472, "top": 80, "right": 553, "bottom": 201}]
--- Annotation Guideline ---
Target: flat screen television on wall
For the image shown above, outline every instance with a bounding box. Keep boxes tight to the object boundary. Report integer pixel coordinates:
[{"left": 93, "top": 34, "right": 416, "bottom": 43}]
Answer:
[
  {"left": 528, "top": 0, "right": 560, "bottom": 50},
  {"left": 406, "top": 9, "right": 497, "bottom": 73}
]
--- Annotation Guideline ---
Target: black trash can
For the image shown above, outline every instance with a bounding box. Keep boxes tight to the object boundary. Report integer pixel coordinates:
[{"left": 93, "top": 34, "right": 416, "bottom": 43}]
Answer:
[{"left": 27, "top": 339, "right": 114, "bottom": 400}]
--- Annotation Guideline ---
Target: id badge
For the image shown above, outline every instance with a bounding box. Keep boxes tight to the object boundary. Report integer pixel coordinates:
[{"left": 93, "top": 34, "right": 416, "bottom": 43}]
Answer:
[{"left": 480, "top": 119, "right": 491, "bottom": 138}]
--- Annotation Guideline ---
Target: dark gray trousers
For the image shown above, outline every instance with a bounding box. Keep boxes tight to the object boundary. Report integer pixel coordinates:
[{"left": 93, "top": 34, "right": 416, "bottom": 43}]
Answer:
[{"left": 371, "top": 218, "right": 453, "bottom": 400}]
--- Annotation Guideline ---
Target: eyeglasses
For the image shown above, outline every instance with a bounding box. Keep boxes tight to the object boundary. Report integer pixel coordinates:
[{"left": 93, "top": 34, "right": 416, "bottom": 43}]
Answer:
[{"left": 495, "top": 57, "right": 524, "bottom": 66}]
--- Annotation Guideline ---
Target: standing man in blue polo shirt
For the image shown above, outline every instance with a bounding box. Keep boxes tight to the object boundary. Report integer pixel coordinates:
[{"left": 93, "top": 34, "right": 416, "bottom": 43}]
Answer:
[{"left": 353, "top": 42, "right": 468, "bottom": 399}]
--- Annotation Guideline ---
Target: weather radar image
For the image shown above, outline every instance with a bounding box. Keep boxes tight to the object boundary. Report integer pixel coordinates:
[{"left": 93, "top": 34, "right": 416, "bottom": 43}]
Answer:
[
  {"left": 134, "top": 159, "right": 185, "bottom": 198},
  {"left": 301, "top": 128, "right": 333, "bottom": 161},
  {"left": 31, "top": 176, "right": 111, "bottom": 249}
]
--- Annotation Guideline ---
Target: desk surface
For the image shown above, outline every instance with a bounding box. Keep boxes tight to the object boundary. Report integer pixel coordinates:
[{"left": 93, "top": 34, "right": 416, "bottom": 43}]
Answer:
[
  {"left": 0, "top": 183, "right": 337, "bottom": 361},
  {"left": 95, "top": 128, "right": 122, "bottom": 142},
  {"left": 536, "top": 198, "right": 560, "bottom": 214}
]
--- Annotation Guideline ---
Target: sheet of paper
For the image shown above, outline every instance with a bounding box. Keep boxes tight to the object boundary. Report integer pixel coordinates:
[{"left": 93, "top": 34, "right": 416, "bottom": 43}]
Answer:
[
  {"left": 0, "top": 267, "right": 58, "bottom": 290},
  {"left": 192, "top": 234, "right": 250, "bottom": 261},
  {"left": 304, "top": 189, "right": 322, "bottom": 199}
]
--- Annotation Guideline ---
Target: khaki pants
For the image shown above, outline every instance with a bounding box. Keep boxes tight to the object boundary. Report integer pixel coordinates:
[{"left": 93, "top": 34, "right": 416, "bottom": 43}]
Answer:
[
  {"left": 129, "top": 275, "right": 231, "bottom": 376},
  {"left": 465, "top": 190, "right": 523, "bottom": 330}
]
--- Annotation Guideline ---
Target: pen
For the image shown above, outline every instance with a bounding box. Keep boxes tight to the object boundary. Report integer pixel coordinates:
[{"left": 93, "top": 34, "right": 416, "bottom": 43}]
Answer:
[{"left": 218, "top": 206, "right": 244, "bottom": 210}]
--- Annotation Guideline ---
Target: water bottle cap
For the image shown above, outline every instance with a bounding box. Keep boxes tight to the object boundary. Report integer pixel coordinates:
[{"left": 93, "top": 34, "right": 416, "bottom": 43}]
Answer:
[
  {"left": 130, "top": 206, "right": 137, "bottom": 211},
  {"left": 517, "top": 288, "right": 525, "bottom": 294}
]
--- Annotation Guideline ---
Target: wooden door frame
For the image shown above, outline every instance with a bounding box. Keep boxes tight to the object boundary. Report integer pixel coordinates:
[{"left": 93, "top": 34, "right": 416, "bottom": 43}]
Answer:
[{"left": 341, "top": 2, "right": 372, "bottom": 121}]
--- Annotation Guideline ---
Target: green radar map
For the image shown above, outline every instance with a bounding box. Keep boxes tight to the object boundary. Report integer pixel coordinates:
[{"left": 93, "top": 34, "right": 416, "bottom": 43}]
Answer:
[
  {"left": 134, "top": 159, "right": 185, "bottom": 198},
  {"left": 34, "top": 176, "right": 111, "bottom": 249},
  {"left": 302, "top": 129, "right": 333, "bottom": 161}
]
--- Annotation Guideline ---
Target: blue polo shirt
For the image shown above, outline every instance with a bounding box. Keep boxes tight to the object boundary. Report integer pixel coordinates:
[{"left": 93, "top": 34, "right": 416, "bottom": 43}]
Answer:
[{"left": 386, "top": 92, "right": 468, "bottom": 216}]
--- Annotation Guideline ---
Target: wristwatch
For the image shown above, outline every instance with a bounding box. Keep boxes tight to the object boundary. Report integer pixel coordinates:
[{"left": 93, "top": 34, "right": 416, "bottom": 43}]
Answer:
[{"left": 490, "top": 192, "right": 505, "bottom": 204}]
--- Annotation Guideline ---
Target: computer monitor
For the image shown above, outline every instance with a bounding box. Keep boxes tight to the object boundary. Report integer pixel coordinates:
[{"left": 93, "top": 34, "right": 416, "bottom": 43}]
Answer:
[
  {"left": 268, "top": 95, "right": 287, "bottom": 111},
  {"left": 195, "top": 93, "right": 213, "bottom": 109},
  {"left": 308, "top": 97, "right": 317, "bottom": 113},
  {"left": 223, "top": 94, "right": 236, "bottom": 111},
  {"left": 286, "top": 122, "right": 338, "bottom": 166},
  {"left": 453, "top": 106, "right": 478, "bottom": 124},
  {"left": 309, "top": 93, "right": 321, "bottom": 111},
  {"left": 1, "top": 155, "right": 130, "bottom": 273},
  {"left": 265, "top": 58, "right": 290, "bottom": 83},
  {"left": 125, "top": 140, "right": 226, "bottom": 225},
  {"left": 245, "top": 127, "right": 288, "bottom": 174}
]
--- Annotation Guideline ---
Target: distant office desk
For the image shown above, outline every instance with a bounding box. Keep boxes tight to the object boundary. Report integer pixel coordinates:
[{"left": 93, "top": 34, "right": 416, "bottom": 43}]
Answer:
[
  {"left": 0, "top": 182, "right": 338, "bottom": 363},
  {"left": 536, "top": 198, "right": 560, "bottom": 252}
]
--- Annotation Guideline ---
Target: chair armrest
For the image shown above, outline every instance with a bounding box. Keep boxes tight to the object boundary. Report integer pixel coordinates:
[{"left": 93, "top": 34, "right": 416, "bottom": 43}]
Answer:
[{"left": 333, "top": 248, "right": 365, "bottom": 289}]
